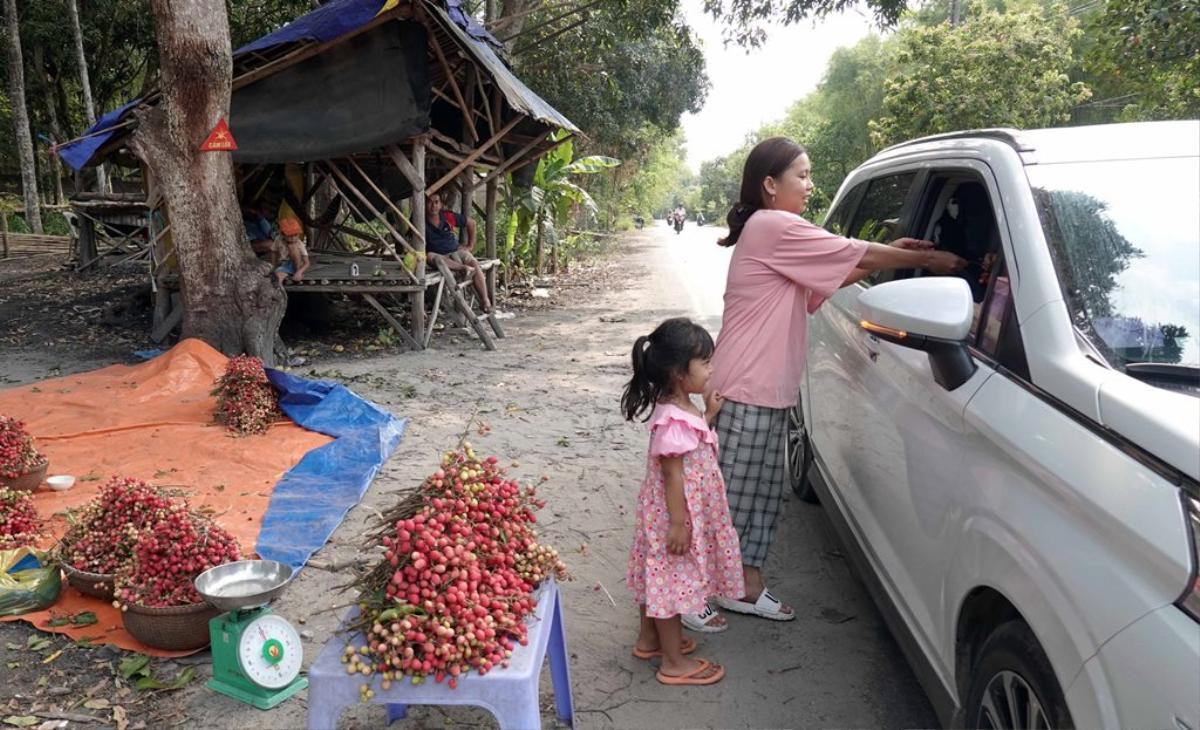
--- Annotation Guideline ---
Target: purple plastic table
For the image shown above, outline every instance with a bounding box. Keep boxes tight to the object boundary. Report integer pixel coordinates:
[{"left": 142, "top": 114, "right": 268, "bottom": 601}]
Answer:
[{"left": 307, "top": 580, "right": 574, "bottom": 730}]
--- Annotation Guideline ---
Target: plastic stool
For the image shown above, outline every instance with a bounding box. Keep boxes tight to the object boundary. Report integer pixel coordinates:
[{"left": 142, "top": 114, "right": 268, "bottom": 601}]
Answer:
[{"left": 308, "top": 580, "right": 574, "bottom": 730}]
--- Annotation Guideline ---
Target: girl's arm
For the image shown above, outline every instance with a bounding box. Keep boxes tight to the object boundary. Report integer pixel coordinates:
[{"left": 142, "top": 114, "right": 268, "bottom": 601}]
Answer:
[
  {"left": 704, "top": 390, "right": 725, "bottom": 425},
  {"left": 661, "top": 455, "right": 690, "bottom": 555}
]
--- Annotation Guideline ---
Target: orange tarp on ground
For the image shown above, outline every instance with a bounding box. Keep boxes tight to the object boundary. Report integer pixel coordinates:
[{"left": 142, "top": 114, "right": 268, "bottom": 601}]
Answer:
[{"left": 0, "top": 339, "right": 332, "bottom": 655}]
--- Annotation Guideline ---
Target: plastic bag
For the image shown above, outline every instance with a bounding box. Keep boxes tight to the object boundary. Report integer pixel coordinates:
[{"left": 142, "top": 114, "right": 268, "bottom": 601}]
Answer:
[{"left": 0, "top": 547, "right": 62, "bottom": 616}]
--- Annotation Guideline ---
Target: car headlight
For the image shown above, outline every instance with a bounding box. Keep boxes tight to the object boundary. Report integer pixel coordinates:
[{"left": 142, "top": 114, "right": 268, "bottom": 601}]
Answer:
[{"left": 1179, "top": 494, "right": 1200, "bottom": 622}]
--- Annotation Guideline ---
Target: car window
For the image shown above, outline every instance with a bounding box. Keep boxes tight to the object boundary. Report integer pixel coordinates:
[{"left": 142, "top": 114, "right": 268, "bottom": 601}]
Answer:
[
  {"left": 1027, "top": 157, "right": 1199, "bottom": 372},
  {"left": 847, "top": 173, "right": 916, "bottom": 244},
  {"left": 973, "top": 256, "right": 1030, "bottom": 379},
  {"left": 843, "top": 173, "right": 917, "bottom": 286},
  {"left": 823, "top": 182, "right": 864, "bottom": 237}
]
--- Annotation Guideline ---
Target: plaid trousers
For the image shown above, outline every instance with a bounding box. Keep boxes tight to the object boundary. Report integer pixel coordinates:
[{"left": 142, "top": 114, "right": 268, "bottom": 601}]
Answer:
[{"left": 714, "top": 399, "right": 788, "bottom": 568}]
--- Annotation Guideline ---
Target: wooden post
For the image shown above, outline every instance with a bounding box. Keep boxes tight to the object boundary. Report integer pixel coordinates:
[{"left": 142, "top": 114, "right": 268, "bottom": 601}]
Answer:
[
  {"left": 485, "top": 177, "right": 498, "bottom": 302},
  {"left": 410, "top": 139, "right": 426, "bottom": 345},
  {"left": 459, "top": 172, "right": 474, "bottom": 248},
  {"left": 78, "top": 215, "right": 97, "bottom": 270},
  {"left": 1, "top": 210, "right": 8, "bottom": 259}
]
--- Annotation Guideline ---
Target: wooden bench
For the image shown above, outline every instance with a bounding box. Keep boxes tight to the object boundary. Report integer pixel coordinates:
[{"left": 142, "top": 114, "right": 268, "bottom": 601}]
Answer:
[{"left": 277, "top": 254, "right": 504, "bottom": 350}]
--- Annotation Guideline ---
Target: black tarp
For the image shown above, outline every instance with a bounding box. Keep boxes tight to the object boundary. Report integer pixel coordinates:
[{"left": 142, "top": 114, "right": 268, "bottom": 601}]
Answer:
[{"left": 231, "top": 21, "right": 431, "bottom": 164}]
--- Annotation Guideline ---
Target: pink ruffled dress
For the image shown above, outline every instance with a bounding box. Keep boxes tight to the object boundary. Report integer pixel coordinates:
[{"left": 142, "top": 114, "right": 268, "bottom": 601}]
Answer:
[{"left": 626, "top": 403, "right": 745, "bottom": 618}]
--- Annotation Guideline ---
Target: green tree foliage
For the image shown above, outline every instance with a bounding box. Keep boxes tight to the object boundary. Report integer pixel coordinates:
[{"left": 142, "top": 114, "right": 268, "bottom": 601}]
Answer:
[
  {"left": 504, "top": 1, "right": 708, "bottom": 231},
  {"left": 695, "top": 33, "right": 895, "bottom": 220},
  {"left": 613, "top": 131, "right": 691, "bottom": 219},
  {"left": 703, "top": 0, "right": 908, "bottom": 46},
  {"left": 502, "top": 133, "right": 618, "bottom": 273},
  {"left": 869, "top": 3, "right": 1092, "bottom": 148},
  {"left": 1085, "top": 0, "right": 1200, "bottom": 120},
  {"left": 510, "top": 3, "right": 707, "bottom": 158},
  {"left": 1, "top": 0, "right": 311, "bottom": 175}
]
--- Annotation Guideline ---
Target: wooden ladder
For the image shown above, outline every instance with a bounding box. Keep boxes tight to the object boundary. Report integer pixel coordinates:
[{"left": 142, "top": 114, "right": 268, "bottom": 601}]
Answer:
[{"left": 431, "top": 257, "right": 505, "bottom": 350}]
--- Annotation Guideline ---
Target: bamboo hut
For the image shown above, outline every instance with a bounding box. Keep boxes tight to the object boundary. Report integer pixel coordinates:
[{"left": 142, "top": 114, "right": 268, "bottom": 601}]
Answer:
[{"left": 56, "top": 0, "right": 579, "bottom": 350}]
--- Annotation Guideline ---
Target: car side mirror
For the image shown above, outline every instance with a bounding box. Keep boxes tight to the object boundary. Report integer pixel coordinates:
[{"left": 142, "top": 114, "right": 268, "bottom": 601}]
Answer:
[{"left": 857, "top": 277, "right": 978, "bottom": 390}]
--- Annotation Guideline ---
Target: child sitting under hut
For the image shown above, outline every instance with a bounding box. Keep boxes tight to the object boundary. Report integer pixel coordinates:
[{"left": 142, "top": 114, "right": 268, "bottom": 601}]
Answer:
[{"left": 274, "top": 217, "right": 310, "bottom": 285}]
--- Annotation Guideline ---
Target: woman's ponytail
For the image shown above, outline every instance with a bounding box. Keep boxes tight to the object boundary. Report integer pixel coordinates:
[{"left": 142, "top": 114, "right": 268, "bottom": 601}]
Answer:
[
  {"left": 716, "top": 137, "right": 807, "bottom": 248},
  {"left": 717, "top": 203, "right": 757, "bottom": 247}
]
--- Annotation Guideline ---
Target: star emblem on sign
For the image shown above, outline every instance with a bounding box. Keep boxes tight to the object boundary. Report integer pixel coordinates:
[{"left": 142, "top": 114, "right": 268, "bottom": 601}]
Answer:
[{"left": 200, "top": 118, "right": 237, "bottom": 151}]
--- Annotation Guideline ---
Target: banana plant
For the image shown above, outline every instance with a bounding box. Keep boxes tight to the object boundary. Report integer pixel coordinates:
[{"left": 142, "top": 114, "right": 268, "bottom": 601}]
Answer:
[{"left": 503, "top": 131, "right": 618, "bottom": 277}]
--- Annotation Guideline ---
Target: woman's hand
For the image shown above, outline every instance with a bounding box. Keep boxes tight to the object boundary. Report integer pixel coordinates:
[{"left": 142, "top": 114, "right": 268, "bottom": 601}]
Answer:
[
  {"left": 924, "top": 250, "right": 968, "bottom": 274},
  {"left": 892, "top": 237, "right": 933, "bottom": 250},
  {"left": 667, "top": 520, "right": 691, "bottom": 555},
  {"left": 704, "top": 390, "right": 725, "bottom": 424}
]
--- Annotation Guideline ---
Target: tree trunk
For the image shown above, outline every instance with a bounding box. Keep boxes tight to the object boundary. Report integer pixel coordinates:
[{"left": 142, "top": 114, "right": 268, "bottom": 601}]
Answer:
[
  {"left": 534, "top": 210, "right": 544, "bottom": 275},
  {"left": 65, "top": 0, "right": 109, "bottom": 193},
  {"left": 496, "top": 0, "right": 535, "bottom": 46},
  {"left": 32, "top": 45, "right": 65, "bottom": 205},
  {"left": 3, "top": 0, "right": 43, "bottom": 234},
  {"left": 130, "top": 0, "right": 285, "bottom": 364}
]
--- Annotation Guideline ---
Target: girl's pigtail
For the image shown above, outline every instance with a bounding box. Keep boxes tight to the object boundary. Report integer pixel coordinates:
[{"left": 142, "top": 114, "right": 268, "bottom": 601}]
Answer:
[{"left": 621, "top": 335, "right": 654, "bottom": 422}]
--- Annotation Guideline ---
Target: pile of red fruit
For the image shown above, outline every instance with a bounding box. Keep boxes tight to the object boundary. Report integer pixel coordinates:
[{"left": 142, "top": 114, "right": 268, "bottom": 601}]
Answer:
[
  {"left": 0, "top": 487, "right": 40, "bottom": 548},
  {"left": 346, "top": 446, "right": 567, "bottom": 694},
  {"left": 60, "top": 477, "right": 179, "bottom": 575},
  {"left": 114, "top": 513, "right": 241, "bottom": 608},
  {"left": 211, "top": 355, "right": 282, "bottom": 436},
  {"left": 60, "top": 476, "right": 241, "bottom": 606},
  {"left": 0, "top": 416, "right": 42, "bottom": 480}
]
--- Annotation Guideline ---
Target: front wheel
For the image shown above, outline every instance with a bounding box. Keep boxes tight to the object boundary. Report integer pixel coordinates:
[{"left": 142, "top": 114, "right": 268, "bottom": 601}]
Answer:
[
  {"left": 784, "top": 402, "right": 818, "bottom": 503},
  {"left": 964, "top": 621, "right": 1073, "bottom": 730}
]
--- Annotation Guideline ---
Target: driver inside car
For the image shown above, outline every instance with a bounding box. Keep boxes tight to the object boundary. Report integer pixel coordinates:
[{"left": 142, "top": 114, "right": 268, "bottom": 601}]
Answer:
[{"left": 931, "top": 183, "right": 995, "bottom": 301}]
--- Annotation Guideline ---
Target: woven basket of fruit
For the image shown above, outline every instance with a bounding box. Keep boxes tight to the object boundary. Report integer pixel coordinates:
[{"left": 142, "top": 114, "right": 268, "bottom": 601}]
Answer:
[
  {"left": 0, "top": 417, "right": 45, "bottom": 493},
  {"left": 122, "top": 601, "right": 220, "bottom": 651},
  {"left": 59, "top": 561, "right": 116, "bottom": 601}
]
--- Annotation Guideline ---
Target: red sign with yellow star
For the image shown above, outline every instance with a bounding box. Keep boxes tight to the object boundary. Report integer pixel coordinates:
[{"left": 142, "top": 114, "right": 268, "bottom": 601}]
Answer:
[{"left": 199, "top": 118, "right": 237, "bottom": 152}]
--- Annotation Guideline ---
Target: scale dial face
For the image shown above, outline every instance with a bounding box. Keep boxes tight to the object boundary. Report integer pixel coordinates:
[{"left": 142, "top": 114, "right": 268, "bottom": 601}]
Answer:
[{"left": 237, "top": 613, "right": 303, "bottom": 689}]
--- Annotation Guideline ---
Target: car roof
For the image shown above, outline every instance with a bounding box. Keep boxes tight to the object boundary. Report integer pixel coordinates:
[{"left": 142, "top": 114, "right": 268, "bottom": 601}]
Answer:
[{"left": 875, "top": 119, "right": 1200, "bottom": 165}]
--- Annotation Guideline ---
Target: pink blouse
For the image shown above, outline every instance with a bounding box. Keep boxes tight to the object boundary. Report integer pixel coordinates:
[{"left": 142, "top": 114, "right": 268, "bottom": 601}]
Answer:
[{"left": 709, "top": 209, "right": 867, "bottom": 409}]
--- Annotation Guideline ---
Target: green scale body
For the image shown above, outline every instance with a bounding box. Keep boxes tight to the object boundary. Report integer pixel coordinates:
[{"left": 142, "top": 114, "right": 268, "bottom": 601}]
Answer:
[{"left": 207, "top": 607, "right": 308, "bottom": 709}]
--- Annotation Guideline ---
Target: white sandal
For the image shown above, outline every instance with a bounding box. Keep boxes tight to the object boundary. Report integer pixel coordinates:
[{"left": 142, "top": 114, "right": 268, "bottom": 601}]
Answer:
[
  {"left": 681, "top": 603, "right": 727, "bottom": 633},
  {"left": 715, "top": 588, "right": 795, "bottom": 621}
]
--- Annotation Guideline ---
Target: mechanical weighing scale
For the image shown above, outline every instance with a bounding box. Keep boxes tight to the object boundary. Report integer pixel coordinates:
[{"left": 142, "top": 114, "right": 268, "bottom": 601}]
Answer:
[{"left": 194, "top": 560, "right": 308, "bottom": 709}]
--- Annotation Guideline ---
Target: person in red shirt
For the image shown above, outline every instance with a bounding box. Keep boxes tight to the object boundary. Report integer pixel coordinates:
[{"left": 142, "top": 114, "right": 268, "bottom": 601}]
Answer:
[{"left": 425, "top": 192, "right": 491, "bottom": 313}]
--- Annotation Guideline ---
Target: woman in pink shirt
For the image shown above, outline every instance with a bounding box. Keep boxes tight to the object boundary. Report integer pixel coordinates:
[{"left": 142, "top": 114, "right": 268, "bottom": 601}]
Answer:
[{"left": 685, "top": 137, "right": 964, "bottom": 632}]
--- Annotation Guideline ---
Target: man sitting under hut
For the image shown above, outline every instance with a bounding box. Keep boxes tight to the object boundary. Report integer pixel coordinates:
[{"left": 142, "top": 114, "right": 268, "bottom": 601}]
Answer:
[{"left": 424, "top": 192, "right": 492, "bottom": 313}]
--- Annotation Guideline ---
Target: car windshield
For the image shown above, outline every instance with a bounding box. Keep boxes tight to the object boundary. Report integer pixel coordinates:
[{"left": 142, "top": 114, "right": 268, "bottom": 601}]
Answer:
[{"left": 1027, "top": 156, "right": 1200, "bottom": 373}]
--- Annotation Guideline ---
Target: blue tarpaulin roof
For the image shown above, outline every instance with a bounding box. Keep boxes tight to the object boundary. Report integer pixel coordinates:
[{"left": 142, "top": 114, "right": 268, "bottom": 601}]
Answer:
[
  {"left": 57, "top": 98, "right": 142, "bottom": 172},
  {"left": 56, "top": 0, "right": 571, "bottom": 171},
  {"left": 237, "top": 0, "right": 392, "bottom": 55}
]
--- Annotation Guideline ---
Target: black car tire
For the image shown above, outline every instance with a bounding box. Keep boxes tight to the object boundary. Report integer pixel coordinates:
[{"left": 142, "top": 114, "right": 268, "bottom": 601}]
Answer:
[
  {"left": 785, "top": 402, "right": 818, "bottom": 503},
  {"left": 964, "top": 620, "right": 1074, "bottom": 730}
]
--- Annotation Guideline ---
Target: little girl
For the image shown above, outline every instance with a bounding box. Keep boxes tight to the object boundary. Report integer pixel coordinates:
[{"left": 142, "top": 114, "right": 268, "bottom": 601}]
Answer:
[{"left": 622, "top": 317, "right": 744, "bottom": 686}]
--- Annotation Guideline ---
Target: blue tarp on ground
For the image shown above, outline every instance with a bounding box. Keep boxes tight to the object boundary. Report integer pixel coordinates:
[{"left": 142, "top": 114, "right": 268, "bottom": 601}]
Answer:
[{"left": 257, "top": 369, "right": 407, "bottom": 570}]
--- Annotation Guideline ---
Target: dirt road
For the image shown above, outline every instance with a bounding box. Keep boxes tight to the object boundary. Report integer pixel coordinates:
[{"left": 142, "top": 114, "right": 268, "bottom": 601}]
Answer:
[{"left": 1, "top": 225, "right": 935, "bottom": 728}]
